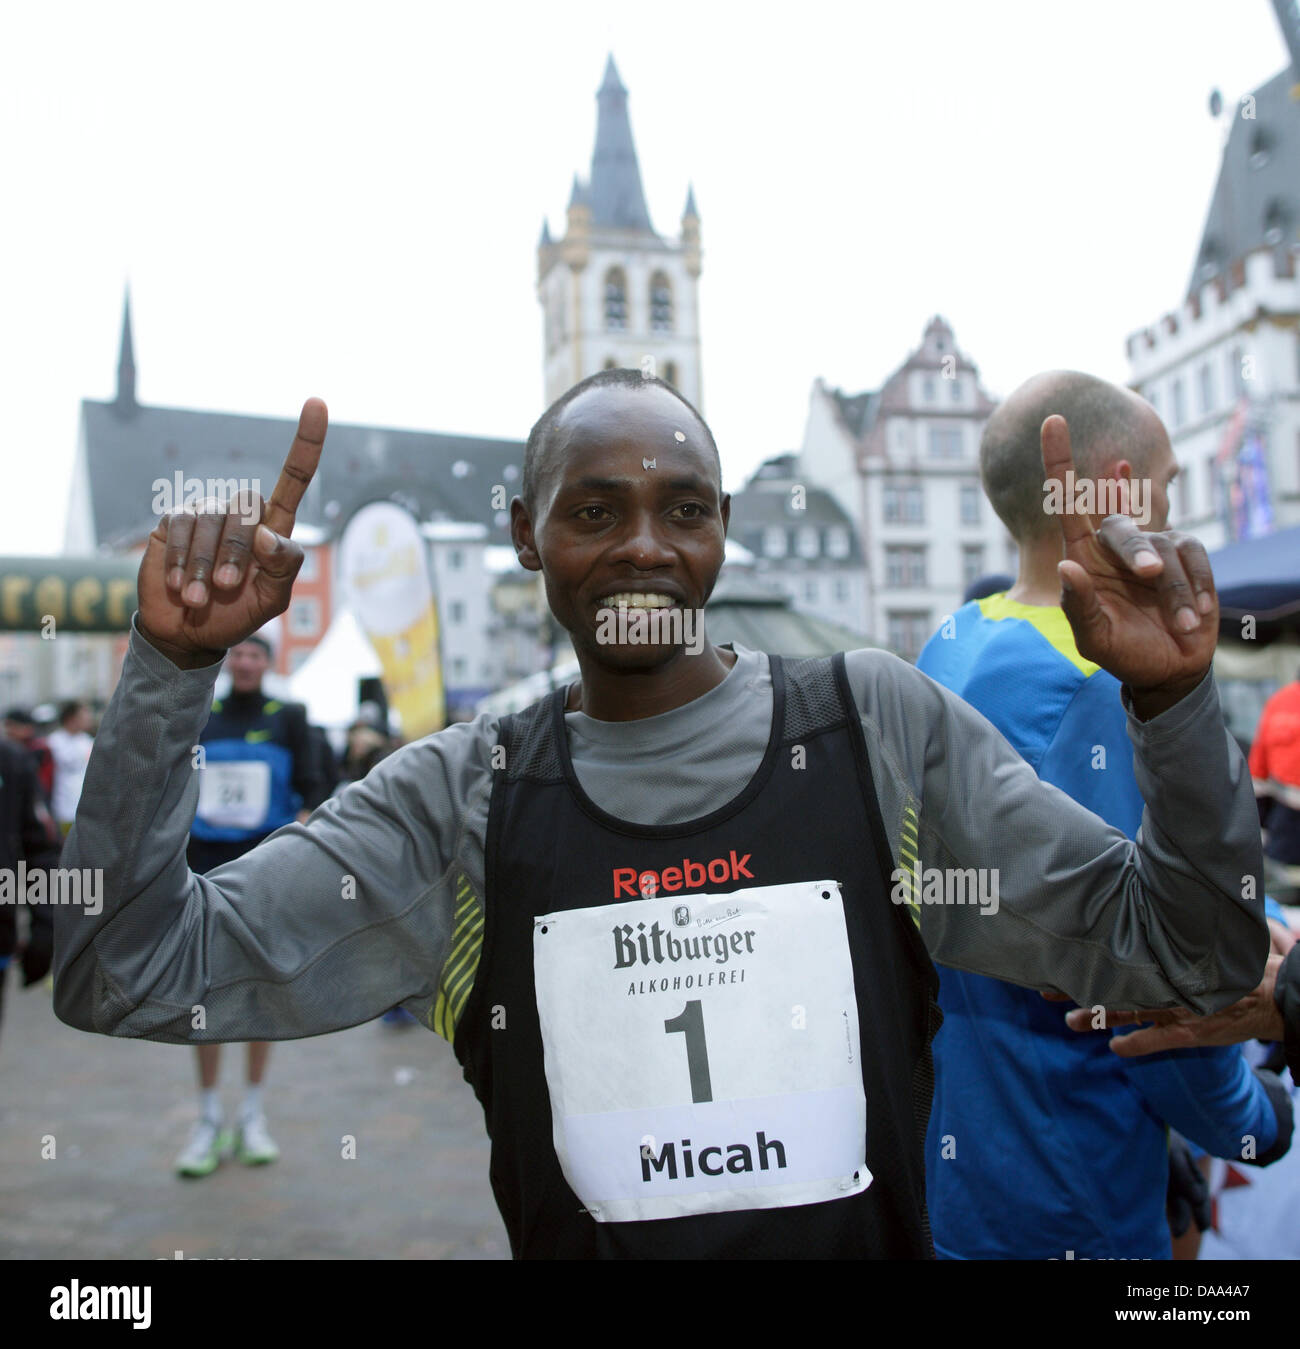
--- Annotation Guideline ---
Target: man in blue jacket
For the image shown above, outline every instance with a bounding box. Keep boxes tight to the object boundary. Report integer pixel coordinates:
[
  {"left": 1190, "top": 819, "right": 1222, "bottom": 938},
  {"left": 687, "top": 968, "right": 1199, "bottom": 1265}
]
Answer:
[
  {"left": 176, "top": 629, "right": 323, "bottom": 1178},
  {"left": 918, "top": 370, "right": 1293, "bottom": 1259}
]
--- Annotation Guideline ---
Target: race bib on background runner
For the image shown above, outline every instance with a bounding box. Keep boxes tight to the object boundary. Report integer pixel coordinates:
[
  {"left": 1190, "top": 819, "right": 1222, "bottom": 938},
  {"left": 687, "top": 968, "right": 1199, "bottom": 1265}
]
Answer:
[
  {"left": 196, "top": 761, "right": 272, "bottom": 832},
  {"left": 533, "top": 879, "right": 869, "bottom": 1222}
]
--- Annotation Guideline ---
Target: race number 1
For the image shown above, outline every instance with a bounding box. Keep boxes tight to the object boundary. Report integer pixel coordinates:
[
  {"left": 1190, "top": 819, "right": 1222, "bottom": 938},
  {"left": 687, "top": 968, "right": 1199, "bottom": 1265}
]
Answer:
[{"left": 533, "top": 879, "right": 869, "bottom": 1223}]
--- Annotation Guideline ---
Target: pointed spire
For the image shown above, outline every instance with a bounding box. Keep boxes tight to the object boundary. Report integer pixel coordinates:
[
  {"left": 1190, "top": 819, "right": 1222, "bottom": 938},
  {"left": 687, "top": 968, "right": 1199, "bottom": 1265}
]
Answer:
[
  {"left": 588, "top": 53, "right": 653, "bottom": 232},
  {"left": 683, "top": 182, "right": 699, "bottom": 220},
  {"left": 567, "top": 172, "right": 590, "bottom": 210},
  {"left": 539, "top": 217, "right": 553, "bottom": 247},
  {"left": 600, "top": 53, "right": 624, "bottom": 93},
  {"left": 116, "top": 286, "right": 136, "bottom": 412}
]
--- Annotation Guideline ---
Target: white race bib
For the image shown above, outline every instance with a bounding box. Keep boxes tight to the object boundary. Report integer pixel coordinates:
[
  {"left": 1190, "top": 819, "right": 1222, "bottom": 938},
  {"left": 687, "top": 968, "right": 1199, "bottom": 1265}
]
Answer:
[
  {"left": 533, "top": 879, "right": 869, "bottom": 1223},
  {"left": 196, "top": 761, "right": 272, "bottom": 831}
]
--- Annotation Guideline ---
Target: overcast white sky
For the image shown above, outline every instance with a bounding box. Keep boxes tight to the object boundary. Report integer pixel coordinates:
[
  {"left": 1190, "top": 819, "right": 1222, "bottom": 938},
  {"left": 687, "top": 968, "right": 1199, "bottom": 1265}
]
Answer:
[{"left": 1, "top": 0, "right": 1290, "bottom": 556}]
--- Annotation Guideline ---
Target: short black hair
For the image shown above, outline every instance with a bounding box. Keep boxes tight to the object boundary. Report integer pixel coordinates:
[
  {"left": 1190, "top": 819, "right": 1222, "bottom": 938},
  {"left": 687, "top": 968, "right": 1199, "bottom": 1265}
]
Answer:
[
  {"left": 58, "top": 699, "right": 87, "bottom": 726},
  {"left": 521, "top": 367, "right": 721, "bottom": 512}
]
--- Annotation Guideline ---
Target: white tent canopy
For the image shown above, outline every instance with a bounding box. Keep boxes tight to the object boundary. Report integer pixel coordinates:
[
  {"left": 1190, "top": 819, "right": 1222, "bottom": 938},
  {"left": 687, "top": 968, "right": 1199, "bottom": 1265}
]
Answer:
[{"left": 287, "top": 606, "right": 383, "bottom": 731}]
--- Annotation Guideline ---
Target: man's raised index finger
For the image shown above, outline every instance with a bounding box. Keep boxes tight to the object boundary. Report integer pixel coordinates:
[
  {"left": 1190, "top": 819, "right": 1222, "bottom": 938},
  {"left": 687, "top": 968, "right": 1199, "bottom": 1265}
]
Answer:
[
  {"left": 263, "top": 398, "right": 328, "bottom": 538},
  {"left": 1040, "top": 414, "right": 1091, "bottom": 549}
]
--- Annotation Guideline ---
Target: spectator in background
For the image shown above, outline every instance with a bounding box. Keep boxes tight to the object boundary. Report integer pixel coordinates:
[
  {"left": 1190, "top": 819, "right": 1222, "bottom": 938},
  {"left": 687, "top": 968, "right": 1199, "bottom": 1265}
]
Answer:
[
  {"left": 3, "top": 708, "right": 55, "bottom": 806},
  {"left": 306, "top": 723, "right": 340, "bottom": 800},
  {"left": 46, "top": 700, "right": 94, "bottom": 835},
  {"left": 1249, "top": 668, "right": 1300, "bottom": 905},
  {"left": 335, "top": 718, "right": 393, "bottom": 791},
  {"left": 176, "top": 631, "right": 327, "bottom": 1178},
  {"left": 0, "top": 735, "right": 61, "bottom": 1043},
  {"left": 917, "top": 371, "right": 1292, "bottom": 1260}
]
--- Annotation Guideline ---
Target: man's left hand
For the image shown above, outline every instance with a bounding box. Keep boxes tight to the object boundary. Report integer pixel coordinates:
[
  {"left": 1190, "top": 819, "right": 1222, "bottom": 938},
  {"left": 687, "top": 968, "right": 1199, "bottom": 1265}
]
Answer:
[{"left": 1043, "top": 415, "right": 1217, "bottom": 717}]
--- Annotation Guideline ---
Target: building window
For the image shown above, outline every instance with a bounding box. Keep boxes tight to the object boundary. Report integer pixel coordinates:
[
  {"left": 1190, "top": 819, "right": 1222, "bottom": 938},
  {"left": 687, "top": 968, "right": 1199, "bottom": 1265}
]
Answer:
[
  {"left": 961, "top": 545, "right": 985, "bottom": 588},
  {"left": 763, "top": 526, "right": 787, "bottom": 558},
  {"left": 826, "top": 526, "right": 850, "bottom": 559},
  {"left": 883, "top": 482, "right": 924, "bottom": 524},
  {"left": 1206, "top": 459, "right": 1218, "bottom": 515},
  {"left": 796, "top": 525, "right": 819, "bottom": 559},
  {"left": 833, "top": 577, "right": 849, "bottom": 604},
  {"left": 922, "top": 377, "right": 937, "bottom": 404},
  {"left": 960, "top": 482, "right": 980, "bottom": 525},
  {"left": 885, "top": 546, "right": 927, "bottom": 588},
  {"left": 289, "top": 598, "right": 320, "bottom": 637},
  {"left": 449, "top": 600, "right": 465, "bottom": 625},
  {"left": 950, "top": 377, "right": 963, "bottom": 404},
  {"left": 604, "top": 268, "right": 628, "bottom": 330},
  {"left": 298, "top": 549, "right": 319, "bottom": 582},
  {"left": 603, "top": 356, "right": 618, "bottom": 370},
  {"left": 1177, "top": 464, "right": 1191, "bottom": 520},
  {"left": 451, "top": 656, "right": 468, "bottom": 681},
  {"left": 1170, "top": 378, "right": 1185, "bottom": 429},
  {"left": 650, "top": 272, "right": 673, "bottom": 331},
  {"left": 803, "top": 579, "right": 818, "bottom": 604},
  {"left": 1229, "top": 347, "right": 1244, "bottom": 398},
  {"left": 887, "top": 611, "right": 931, "bottom": 663},
  {"left": 927, "top": 426, "right": 963, "bottom": 459},
  {"left": 663, "top": 359, "right": 678, "bottom": 387},
  {"left": 1198, "top": 364, "right": 1214, "bottom": 416},
  {"left": 448, "top": 549, "right": 463, "bottom": 571},
  {"left": 1147, "top": 386, "right": 1159, "bottom": 417}
]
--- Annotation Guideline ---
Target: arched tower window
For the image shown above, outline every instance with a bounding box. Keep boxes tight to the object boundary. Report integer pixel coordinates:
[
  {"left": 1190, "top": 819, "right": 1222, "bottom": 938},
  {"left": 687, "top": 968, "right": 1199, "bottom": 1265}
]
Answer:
[
  {"left": 604, "top": 268, "right": 628, "bottom": 330},
  {"left": 603, "top": 357, "right": 618, "bottom": 370},
  {"left": 650, "top": 272, "right": 673, "bottom": 332},
  {"left": 662, "top": 360, "right": 678, "bottom": 387}
]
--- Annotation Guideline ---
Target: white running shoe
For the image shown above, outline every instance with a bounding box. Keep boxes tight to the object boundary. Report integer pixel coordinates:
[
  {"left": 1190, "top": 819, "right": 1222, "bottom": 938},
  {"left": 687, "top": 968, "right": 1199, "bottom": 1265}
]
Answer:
[
  {"left": 175, "top": 1119, "right": 230, "bottom": 1178},
  {"left": 234, "top": 1112, "right": 279, "bottom": 1166}
]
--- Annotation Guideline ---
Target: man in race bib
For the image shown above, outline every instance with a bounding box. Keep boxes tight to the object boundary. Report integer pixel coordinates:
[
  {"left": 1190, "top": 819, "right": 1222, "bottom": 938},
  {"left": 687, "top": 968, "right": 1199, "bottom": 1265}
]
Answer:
[
  {"left": 176, "top": 629, "right": 324, "bottom": 1179},
  {"left": 53, "top": 373, "right": 1272, "bottom": 1257}
]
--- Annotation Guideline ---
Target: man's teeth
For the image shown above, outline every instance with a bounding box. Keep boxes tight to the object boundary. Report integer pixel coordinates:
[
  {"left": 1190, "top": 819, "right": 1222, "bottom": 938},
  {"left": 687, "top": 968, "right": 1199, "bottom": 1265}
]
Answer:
[{"left": 600, "top": 593, "right": 676, "bottom": 609}]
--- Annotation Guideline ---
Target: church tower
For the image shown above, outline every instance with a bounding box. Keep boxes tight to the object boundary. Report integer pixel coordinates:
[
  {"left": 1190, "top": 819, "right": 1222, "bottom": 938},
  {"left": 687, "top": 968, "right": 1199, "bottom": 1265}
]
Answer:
[{"left": 538, "top": 55, "right": 703, "bottom": 409}]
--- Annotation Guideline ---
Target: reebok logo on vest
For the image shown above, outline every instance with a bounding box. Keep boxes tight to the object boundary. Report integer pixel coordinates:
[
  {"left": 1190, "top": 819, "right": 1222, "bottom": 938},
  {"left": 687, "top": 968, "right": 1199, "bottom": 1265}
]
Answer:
[{"left": 612, "top": 850, "right": 754, "bottom": 899}]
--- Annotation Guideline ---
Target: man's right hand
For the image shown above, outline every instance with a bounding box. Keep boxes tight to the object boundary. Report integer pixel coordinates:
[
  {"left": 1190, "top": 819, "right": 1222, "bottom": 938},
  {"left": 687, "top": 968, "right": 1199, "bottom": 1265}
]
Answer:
[{"left": 137, "top": 399, "right": 328, "bottom": 667}]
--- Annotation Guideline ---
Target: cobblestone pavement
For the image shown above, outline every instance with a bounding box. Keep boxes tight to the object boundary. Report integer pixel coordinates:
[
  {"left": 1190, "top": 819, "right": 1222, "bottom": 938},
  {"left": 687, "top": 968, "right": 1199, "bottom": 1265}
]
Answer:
[{"left": 0, "top": 979, "right": 507, "bottom": 1259}]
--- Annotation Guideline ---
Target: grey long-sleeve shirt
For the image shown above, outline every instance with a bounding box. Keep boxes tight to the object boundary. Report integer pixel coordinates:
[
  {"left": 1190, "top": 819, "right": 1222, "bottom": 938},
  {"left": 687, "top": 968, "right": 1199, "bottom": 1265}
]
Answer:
[{"left": 52, "top": 621, "right": 1267, "bottom": 1043}]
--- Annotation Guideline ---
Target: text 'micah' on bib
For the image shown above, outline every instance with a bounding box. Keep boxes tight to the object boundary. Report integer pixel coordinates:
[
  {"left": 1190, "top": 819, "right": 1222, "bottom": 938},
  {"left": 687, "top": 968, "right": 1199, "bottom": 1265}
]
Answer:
[{"left": 533, "top": 878, "right": 869, "bottom": 1222}]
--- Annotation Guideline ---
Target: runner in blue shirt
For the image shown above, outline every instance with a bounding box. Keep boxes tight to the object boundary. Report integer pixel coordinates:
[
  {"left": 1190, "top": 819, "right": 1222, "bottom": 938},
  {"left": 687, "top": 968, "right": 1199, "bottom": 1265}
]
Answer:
[{"left": 918, "top": 370, "right": 1293, "bottom": 1259}]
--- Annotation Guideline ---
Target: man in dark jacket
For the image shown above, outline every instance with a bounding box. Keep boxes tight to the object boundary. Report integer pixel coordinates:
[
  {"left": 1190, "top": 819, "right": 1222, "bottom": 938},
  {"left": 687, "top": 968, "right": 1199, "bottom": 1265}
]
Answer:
[{"left": 0, "top": 735, "right": 61, "bottom": 1040}]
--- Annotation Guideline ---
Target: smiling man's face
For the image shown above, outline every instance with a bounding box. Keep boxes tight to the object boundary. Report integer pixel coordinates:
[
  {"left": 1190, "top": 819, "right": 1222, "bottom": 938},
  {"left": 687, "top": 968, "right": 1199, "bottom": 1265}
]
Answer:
[{"left": 511, "top": 383, "right": 730, "bottom": 673}]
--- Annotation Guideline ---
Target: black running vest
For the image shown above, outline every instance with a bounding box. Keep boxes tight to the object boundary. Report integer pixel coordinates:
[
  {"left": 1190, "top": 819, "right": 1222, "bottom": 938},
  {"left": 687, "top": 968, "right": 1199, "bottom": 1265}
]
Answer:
[{"left": 455, "top": 652, "right": 942, "bottom": 1258}]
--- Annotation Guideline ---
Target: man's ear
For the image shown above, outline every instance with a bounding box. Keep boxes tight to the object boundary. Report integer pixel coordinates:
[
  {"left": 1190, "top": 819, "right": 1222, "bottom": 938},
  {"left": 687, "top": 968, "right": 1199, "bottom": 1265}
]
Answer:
[
  {"left": 1111, "top": 459, "right": 1134, "bottom": 518},
  {"left": 720, "top": 491, "right": 731, "bottom": 537},
  {"left": 510, "top": 497, "right": 542, "bottom": 572}
]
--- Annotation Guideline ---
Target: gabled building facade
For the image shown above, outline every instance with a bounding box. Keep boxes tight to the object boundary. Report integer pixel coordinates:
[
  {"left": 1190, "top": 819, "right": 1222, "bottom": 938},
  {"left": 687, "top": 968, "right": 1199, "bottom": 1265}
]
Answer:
[
  {"left": 799, "top": 317, "right": 1008, "bottom": 659},
  {"left": 726, "top": 454, "right": 866, "bottom": 637},
  {"left": 1126, "top": 67, "right": 1300, "bottom": 550}
]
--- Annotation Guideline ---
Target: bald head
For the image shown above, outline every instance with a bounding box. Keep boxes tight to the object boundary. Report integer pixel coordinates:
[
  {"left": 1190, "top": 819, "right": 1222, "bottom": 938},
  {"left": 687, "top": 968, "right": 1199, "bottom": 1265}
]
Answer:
[{"left": 980, "top": 371, "right": 1170, "bottom": 543}]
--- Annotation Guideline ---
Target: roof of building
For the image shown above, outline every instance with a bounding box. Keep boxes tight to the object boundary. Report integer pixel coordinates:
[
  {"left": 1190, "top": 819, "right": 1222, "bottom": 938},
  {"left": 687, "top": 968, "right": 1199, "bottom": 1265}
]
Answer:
[
  {"left": 705, "top": 570, "right": 875, "bottom": 655},
  {"left": 588, "top": 54, "right": 655, "bottom": 233},
  {"left": 830, "top": 389, "right": 877, "bottom": 439},
  {"left": 80, "top": 396, "right": 524, "bottom": 551},
  {"left": 728, "top": 463, "right": 864, "bottom": 564},
  {"left": 1189, "top": 67, "right": 1300, "bottom": 296}
]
